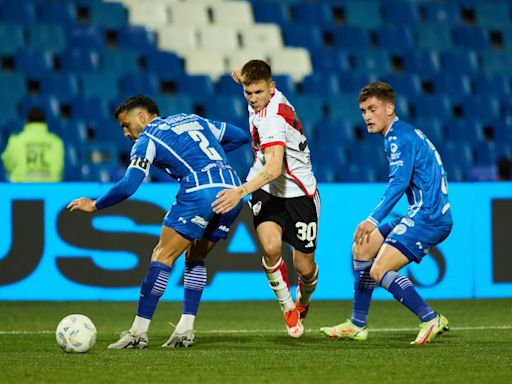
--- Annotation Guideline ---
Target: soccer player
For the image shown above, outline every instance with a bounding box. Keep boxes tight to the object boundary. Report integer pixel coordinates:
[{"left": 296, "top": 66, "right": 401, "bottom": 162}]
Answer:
[
  {"left": 320, "top": 81, "right": 453, "bottom": 344},
  {"left": 212, "top": 60, "right": 320, "bottom": 338},
  {"left": 67, "top": 95, "right": 249, "bottom": 349}
]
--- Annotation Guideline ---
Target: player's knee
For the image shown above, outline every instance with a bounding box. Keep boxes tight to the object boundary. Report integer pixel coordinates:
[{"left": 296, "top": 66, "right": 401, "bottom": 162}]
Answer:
[
  {"left": 352, "top": 242, "right": 372, "bottom": 261},
  {"left": 261, "top": 239, "right": 282, "bottom": 260},
  {"left": 152, "top": 243, "right": 177, "bottom": 266}
]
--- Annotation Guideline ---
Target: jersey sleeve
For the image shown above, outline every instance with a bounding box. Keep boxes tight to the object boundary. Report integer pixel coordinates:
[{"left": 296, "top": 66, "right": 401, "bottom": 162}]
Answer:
[
  {"left": 258, "top": 116, "right": 286, "bottom": 150},
  {"left": 205, "top": 119, "right": 250, "bottom": 152},
  {"left": 368, "top": 133, "right": 415, "bottom": 225},
  {"left": 128, "top": 133, "right": 156, "bottom": 177},
  {"left": 94, "top": 166, "right": 146, "bottom": 209}
]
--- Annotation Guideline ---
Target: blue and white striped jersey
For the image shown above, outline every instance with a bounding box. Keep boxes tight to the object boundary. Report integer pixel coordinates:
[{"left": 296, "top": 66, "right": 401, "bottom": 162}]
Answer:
[
  {"left": 95, "top": 114, "right": 248, "bottom": 209},
  {"left": 367, "top": 118, "right": 453, "bottom": 226}
]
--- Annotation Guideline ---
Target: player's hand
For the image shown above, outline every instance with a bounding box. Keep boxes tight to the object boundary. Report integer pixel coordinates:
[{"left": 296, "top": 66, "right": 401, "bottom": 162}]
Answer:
[
  {"left": 67, "top": 197, "right": 97, "bottom": 213},
  {"left": 212, "top": 187, "right": 243, "bottom": 214},
  {"left": 231, "top": 67, "right": 242, "bottom": 84},
  {"left": 353, "top": 219, "right": 376, "bottom": 245}
]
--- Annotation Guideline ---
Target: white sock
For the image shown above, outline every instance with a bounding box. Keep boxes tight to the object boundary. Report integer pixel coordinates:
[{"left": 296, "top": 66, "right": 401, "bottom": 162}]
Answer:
[
  {"left": 130, "top": 315, "right": 151, "bottom": 335},
  {"left": 176, "top": 314, "right": 195, "bottom": 333},
  {"left": 262, "top": 257, "right": 294, "bottom": 312}
]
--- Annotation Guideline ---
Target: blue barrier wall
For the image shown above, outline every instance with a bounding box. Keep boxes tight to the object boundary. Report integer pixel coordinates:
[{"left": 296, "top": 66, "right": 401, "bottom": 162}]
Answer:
[{"left": 0, "top": 182, "right": 511, "bottom": 300}]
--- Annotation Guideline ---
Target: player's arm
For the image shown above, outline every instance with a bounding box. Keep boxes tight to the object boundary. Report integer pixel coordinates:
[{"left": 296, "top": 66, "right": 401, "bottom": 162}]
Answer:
[
  {"left": 354, "top": 136, "right": 414, "bottom": 243},
  {"left": 211, "top": 144, "right": 284, "bottom": 214},
  {"left": 206, "top": 119, "right": 250, "bottom": 152},
  {"left": 67, "top": 165, "right": 146, "bottom": 212}
]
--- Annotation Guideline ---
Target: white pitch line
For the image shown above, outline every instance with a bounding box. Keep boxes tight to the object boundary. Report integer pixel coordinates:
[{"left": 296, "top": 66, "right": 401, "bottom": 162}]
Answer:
[{"left": 1, "top": 325, "right": 511, "bottom": 335}]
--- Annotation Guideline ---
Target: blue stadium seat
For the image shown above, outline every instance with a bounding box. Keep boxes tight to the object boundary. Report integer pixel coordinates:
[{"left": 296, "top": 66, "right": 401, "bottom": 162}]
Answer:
[
  {"left": 117, "top": 26, "right": 156, "bottom": 51},
  {"left": 216, "top": 74, "right": 243, "bottom": 96},
  {"left": 479, "top": 51, "right": 512, "bottom": 75},
  {"left": 177, "top": 75, "right": 215, "bottom": 97},
  {"left": 27, "top": 24, "right": 67, "bottom": 52},
  {"left": 70, "top": 96, "right": 110, "bottom": 123},
  {"left": 154, "top": 95, "right": 194, "bottom": 116},
  {"left": 39, "top": 1, "right": 77, "bottom": 27},
  {"left": 325, "top": 95, "right": 364, "bottom": 125},
  {"left": 472, "top": 74, "right": 510, "bottom": 99},
  {"left": 452, "top": 26, "right": 491, "bottom": 50},
  {"left": 0, "top": 23, "right": 24, "bottom": 55},
  {"left": 54, "top": 119, "right": 89, "bottom": 147},
  {"left": 374, "top": 25, "right": 414, "bottom": 50},
  {"left": 288, "top": 95, "right": 325, "bottom": 137},
  {"left": 0, "top": 73, "right": 26, "bottom": 105},
  {"left": 292, "top": 2, "right": 334, "bottom": 25},
  {"left": 282, "top": 25, "right": 324, "bottom": 50},
  {"left": 251, "top": 2, "right": 292, "bottom": 24},
  {"left": 0, "top": 103, "right": 19, "bottom": 127},
  {"left": 380, "top": 74, "right": 421, "bottom": 99},
  {"left": 421, "top": 2, "right": 460, "bottom": 24},
  {"left": 99, "top": 49, "right": 141, "bottom": 77},
  {"left": 15, "top": 49, "right": 54, "bottom": 76},
  {"left": 89, "top": 118, "right": 132, "bottom": 155},
  {"left": 439, "top": 50, "right": 479, "bottom": 74},
  {"left": 40, "top": 73, "right": 80, "bottom": 99},
  {"left": 382, "top": 1, "right": 420, "bottom": 25},
  {"left": 331, "top": 26, "right": 371, "bottom": 49},
  {"left": 60, "top": 49, "right": 99, "bottom": 74},
  {"left": 273, "top": 74, "right": 296, "bottom": 97},
  {"left": 202, "top": 95, "right": 247, "bottom": 123},
  {"left": 143, "top": 50, "right": 184, "bottom": 76},
  {"left": 410, "top": 95, "right": 452, "bottom": 121},
  {"left": 310, "top": 49, "right": 350, "bottom": 74},
  {"left": 441, "top": 142, "right": 474, "bottom": 179},
  {"left": 414, "top": 118, "right": 445, "bottom": 146},
  {"left": 90, "top": 1, "right": 127, "bottom": 29},
  {"left": 338, "top": 73, "right": 377, "bottom": 93},
  {"left": 350, "top": 50, "right": 392, "bottom": 76},
  {"left": 474, "top": 142, "right": 500, "bottom": 166},
  {"left": 459, "top": 95, "right": 501, "bottom": 121},
  {"left": 301, "top": 73, "right": 340, "bottom": 96},
  {"left": 69, "top": 25, "right": 105, "bottom": 50},
  {"left": 444, "top": 119, "right": 484, "bottom": 146},
  {"left": 118, "top": 73, "right": 159, "bottom": 98},
  {"left": 414, "top": 24, "right": 453, "bottom": 51},
  {"left": 402, "top": 51, "right": 440, "bottom": 76},
  {"left": 315, "top": 119, "right": 357, "bottom": 146},
  {"left": 431, "top": 73, "right": 471, "bottom": 98},
  {"left": 475, "top": 1, "right": 512, "bottom": 28},
  {"left": 0, "top": 1, "right": 36, "bottom": 23},
  {"left": 344, "top": 0, "right": 383, "bottom": 28},
  {"left": 491, "top": 119, "right": 512, "bottom": 144},
  {"left": 80, "top": 73, "right": 119, "bottom": 100}
]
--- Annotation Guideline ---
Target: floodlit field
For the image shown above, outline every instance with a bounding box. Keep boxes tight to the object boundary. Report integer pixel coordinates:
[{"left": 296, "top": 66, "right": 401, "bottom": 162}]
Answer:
[{"left": 1, "top": 299, "right": 511, "bottom": 384}]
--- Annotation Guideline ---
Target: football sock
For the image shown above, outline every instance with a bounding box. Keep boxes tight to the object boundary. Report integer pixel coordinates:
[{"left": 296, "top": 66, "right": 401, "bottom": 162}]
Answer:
[
  {"left": 175, "top": 314, "right": 195, "bottom": 333},
  {"left": 350, "top": 259, "right": 376, "bottom": 328},
  {"left": 183, "top": 260, "right": 207, "bottom": 316},
  {"left": 262, "top": 257, "right": 294, "bottom": 312},
  {"left": 133, "top": 261, "right": 172, "bottom": 333},
  {"left": 297, "top": 264, "right": 319, "bottom": 307},
  {"left": 380, "top": 270, "right": 437, "bottom": 322}
]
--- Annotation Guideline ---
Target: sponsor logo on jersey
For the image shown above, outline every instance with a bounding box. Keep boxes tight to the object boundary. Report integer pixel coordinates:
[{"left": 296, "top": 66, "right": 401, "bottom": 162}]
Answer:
[
  {"left": 191, "top": 216, "right": 208, "bottom": 228},
  {"left": 390, "top": 143, "right": 398, "bottom": 153},
  {"left": 252, "top": 201, "right": 262, "bottom": 216},
  {"left": 401, "top": 218, "right": 415, "bottom": 227}
]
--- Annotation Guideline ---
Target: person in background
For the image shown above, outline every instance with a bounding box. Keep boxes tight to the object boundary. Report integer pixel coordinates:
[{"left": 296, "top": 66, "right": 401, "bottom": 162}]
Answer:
[{"left": 1, "top": 107, "right": 64, "bottom": 182}]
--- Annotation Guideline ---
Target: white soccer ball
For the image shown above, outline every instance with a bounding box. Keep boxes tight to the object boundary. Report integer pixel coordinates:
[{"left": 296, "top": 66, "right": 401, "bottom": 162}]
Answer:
[{"left": 56, "top": 314, "right": 97, "bottom": 353}]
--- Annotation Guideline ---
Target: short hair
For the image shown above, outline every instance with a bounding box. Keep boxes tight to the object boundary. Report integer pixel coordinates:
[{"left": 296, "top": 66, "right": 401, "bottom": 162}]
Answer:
[
  {"left": 241, "top": 60, "right": 272, "bottom": 85},
  {"left": 113, "top": 95, "right": 159, "bottom": 118},
  {"left": 27, "top": 107, "right": 46, "bottom": 123},
  {"left": 358, "top": 81, "right": 396, "bottom": 105}
]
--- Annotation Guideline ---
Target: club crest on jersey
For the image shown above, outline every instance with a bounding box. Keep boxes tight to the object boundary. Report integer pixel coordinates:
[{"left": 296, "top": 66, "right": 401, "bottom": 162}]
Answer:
[
  {"left": 252, "top": 201, "right": 262, "bottom": 216},
  {"left": 393, "top": 224, "right": 407, "bottom": 235}
]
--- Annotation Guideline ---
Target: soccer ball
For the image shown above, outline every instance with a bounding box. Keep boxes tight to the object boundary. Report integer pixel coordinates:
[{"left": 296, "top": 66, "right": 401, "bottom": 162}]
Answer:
[{"left": 56, "top": 314, "right": 97, "bottom": 353}]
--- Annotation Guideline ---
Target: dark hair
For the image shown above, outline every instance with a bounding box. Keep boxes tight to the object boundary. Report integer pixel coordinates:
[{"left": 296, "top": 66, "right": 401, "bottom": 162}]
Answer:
[
  {"left": 241, "top": 60, "right": 272, "bottom": 85},
  {"left": 113, "top": 95, "right": 159, "bottom": 118},
  {"left": 358, "top": 81, "right": 396, "bottom": 104},
  {"left": 27, "top": 107, "right": 46, "bottom": 123}
]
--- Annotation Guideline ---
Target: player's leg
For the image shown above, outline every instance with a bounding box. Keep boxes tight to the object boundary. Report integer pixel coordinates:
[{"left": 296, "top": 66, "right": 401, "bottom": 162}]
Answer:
[
  {"left": 108, "top": 225, "right": 191, "bottom": 349},
  {"left": 320, "top": 227, "right": 384, "bottom": 341},
  {"left": 162, "top": 239, "right": 214, "bottom": 348},
  {"left": 292, "top": 248, "right": 317, "bottom": 321},
  {"left": 371, "top": 220, "right": 451, "bottom": 344}
]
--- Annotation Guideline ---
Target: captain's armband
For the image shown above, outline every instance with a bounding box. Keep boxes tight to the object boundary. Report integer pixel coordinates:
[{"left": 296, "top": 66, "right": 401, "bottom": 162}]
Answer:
[{"left": 129, "top": 157, "right": 151, "bottom": 175}]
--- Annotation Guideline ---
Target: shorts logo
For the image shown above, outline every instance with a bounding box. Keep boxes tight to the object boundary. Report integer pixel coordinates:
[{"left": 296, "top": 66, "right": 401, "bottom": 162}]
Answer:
[
  {"left": 393, "top": 224, "right": 407, "bottom": 235},
  {"left": 252, "top": 201, "right": 262, "bottom": 216},
  {"left": 305, "top": 241, "right": 314, "bottom": 248},
  {"left": 191, "top": 216, "right": 208, "bottom": 228},
  {"left": 218, "top": 225, "right": 230, "bottom": 233},
  {"left": 178, "top": 217, "right": 188, "bottom": 224}
]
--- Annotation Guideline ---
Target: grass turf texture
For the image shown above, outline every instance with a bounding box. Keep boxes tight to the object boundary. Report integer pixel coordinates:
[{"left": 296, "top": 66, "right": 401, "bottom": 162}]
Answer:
[{"left": 1, "top": 299, "right": 511, "bottom": 384}]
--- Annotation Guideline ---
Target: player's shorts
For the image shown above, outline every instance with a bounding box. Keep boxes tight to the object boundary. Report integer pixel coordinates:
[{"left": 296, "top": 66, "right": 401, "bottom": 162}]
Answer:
[
  {"left": 164, "top": 185, "right": 242, "bottom": 243},
  {"left": 249, "top": 189, "right": 320, "bottom": 253},
  {"left": 378, "top": 216, "right": 452, "bottom": 263}
]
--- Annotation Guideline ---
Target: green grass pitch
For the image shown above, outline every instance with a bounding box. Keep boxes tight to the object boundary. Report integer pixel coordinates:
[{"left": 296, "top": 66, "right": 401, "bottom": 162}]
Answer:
[{"left": 1, "top": 299, "right": 511, "bottom": 384}]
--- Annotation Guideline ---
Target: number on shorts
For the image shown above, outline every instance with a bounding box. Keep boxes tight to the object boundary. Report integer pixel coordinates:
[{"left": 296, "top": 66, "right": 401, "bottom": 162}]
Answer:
[{"left": 295, "top": 221, "right": 317, "bottom": 242}]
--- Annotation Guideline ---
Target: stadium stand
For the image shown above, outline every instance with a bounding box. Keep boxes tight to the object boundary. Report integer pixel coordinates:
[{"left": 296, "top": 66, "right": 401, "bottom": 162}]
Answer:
[{"left": 0, "top": 0, "right": 511, "bottom": 182}]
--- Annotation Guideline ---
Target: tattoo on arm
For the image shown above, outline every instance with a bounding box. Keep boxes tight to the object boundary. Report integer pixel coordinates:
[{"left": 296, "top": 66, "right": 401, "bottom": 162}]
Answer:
[{"left": 261, "top": 170, "right": 273, "bottom": 183}]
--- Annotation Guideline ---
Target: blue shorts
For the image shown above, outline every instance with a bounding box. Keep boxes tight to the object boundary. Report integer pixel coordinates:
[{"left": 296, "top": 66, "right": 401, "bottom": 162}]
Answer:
[
  {"left": 163, "top": 186, "right": 242, "bottom": 242},
  {"left": 378, "top": 216, "right": 452, "bottom": 263}
]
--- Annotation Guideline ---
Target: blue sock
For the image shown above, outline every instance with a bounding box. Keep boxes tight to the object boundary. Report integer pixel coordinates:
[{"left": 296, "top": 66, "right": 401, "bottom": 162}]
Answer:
[
  {"left": 380, "top": 271, "right": 437, "bottom": 322},
  {"left": 137, "top": 261, "right": 172, "bottom": 319},
  {"left": 183, "top": 261, "right": 207, "bottom": 315},
  {"left": 350, "top": 259, "right": 376, "bottom": 328}
]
